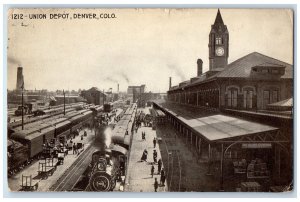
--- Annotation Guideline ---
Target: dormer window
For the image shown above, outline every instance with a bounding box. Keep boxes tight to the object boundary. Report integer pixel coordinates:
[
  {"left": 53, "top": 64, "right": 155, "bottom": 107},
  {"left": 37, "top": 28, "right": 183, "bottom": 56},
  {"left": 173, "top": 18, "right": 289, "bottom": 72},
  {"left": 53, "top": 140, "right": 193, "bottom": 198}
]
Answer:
[
  {"left": 251, "top": 63, "right": 286, "bottom": 76},
  {"left": 216, "top": 37, "right": 222, "bottom": 45}
]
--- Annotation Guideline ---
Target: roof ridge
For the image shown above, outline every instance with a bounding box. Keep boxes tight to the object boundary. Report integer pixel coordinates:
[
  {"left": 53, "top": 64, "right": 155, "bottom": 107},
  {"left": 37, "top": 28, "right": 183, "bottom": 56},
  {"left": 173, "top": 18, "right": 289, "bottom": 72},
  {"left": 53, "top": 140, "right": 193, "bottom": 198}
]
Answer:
[{"left": 251, "top": 51, "right": 293, "bottom": 66}]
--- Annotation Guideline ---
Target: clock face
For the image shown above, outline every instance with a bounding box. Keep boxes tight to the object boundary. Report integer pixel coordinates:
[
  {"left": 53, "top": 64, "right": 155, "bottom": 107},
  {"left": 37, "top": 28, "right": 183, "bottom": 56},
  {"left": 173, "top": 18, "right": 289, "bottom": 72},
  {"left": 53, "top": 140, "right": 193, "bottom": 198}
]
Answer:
[{"left": 216, "top": 47, "right": 225, "bottom": 56}]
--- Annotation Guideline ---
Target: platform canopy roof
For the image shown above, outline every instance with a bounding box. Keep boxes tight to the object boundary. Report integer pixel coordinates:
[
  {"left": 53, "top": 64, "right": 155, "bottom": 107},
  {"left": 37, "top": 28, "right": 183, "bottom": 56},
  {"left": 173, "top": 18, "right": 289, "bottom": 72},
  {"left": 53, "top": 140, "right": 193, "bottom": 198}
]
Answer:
[
  {"left": 268, "top": 98, "right": 293, "bottom": 107},
  {"left": 155, "top": 101, "right": 278, "bottom": 142},
  {"left": 185, "top": 114, "right": 278, "bottom": 141}
]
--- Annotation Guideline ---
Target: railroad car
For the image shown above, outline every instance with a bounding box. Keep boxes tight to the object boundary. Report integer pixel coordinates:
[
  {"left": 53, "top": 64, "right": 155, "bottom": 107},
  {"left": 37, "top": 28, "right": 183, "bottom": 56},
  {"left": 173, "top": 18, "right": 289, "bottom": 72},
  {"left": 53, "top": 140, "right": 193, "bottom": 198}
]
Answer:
[
  {"left": 103, "top": 103, "right": 114, "bottom": 113},
  {"left": 8, "top": 106, "right": 94, "bottom": 175}
]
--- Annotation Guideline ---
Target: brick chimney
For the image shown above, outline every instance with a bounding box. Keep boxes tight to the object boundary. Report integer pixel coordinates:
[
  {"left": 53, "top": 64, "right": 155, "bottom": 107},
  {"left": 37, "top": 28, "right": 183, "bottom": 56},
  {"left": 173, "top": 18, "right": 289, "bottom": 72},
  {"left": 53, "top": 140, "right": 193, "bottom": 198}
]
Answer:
[
  {"left": 169, "top": 77, "right": 172, "bottom": 90},
  {"left": 16, "top": 66, "right": 24, "bottom": 91},
  {"left": 197, "top": 59, "right": 203, "bottom": 76}
]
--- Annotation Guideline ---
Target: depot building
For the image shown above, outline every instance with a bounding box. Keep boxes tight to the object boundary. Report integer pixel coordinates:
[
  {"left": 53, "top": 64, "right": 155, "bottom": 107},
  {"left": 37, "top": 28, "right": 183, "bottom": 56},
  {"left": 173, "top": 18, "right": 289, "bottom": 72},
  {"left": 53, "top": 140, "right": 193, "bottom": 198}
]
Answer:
[{"left": 155, "top": 10, "right": 293, "bottom": 191}]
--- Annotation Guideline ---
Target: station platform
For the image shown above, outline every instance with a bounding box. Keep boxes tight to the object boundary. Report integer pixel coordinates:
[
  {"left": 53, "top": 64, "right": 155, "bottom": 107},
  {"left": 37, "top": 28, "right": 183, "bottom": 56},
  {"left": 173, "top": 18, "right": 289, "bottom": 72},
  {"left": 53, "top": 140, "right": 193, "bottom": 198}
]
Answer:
[
  {"left": 8, "top": 128, "right": 95, "bottom": 192},
  {"left": 125, "top": 107, "right": 168, "bottom": 192}
]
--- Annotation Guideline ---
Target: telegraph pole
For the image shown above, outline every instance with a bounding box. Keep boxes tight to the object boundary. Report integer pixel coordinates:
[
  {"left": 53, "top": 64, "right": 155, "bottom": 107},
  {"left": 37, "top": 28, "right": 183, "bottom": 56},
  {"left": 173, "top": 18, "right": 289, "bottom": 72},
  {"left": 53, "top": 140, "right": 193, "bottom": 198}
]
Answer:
[
  {"left": 103, "top": 89, "right": 105, "bottom": 105},
  {"left": 63, "top": 89, "right": 66, "bottom": 115},
  {"left": 21, "top": 86, "right": 24, "bottom": 130}
]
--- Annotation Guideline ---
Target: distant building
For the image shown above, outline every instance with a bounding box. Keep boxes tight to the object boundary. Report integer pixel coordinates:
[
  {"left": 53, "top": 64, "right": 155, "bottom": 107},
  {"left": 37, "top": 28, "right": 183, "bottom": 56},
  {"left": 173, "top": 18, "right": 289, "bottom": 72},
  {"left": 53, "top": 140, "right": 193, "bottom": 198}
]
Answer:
[
  {"left": 127, "top": 85, "right": 145, "bottom": 103},
  {"left": 81, "top": 87, "right": 106, "bottom": 105},
  {"left": 54, "top": 95, "right": 86, "bottom": 105},
  {"left": 139, "top": 92, "right": 163, "bottom": 107}
]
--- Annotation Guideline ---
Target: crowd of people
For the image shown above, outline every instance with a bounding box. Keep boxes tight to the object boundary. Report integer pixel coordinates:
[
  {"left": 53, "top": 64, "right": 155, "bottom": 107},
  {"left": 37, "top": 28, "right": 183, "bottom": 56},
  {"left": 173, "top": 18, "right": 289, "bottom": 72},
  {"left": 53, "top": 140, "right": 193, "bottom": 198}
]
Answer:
[
  {"left": 137, "top": 121, "right": 166, "bottom": 192},
  {"left": 43, "top": 127, "right": 89, "bottom": 161}
]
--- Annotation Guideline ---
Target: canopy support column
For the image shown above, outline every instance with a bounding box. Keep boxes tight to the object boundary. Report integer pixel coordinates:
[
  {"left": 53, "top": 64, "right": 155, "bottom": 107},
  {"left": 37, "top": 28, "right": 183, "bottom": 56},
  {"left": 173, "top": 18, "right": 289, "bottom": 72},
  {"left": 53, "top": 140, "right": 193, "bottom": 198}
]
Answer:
[{"left": 219, "top": 143, "right": 224, "bottom": 191}]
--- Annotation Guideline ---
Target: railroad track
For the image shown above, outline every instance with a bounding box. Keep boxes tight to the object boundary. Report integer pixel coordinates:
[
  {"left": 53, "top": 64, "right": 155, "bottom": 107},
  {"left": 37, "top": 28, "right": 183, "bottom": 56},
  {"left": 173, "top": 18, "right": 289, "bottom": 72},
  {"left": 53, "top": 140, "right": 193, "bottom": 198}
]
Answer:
[
  {"left": 49, "top": 144, "right": 96, "bottom": 191},
  {"left": 163, "top": 136, "right": 182, "bottom": 192}
]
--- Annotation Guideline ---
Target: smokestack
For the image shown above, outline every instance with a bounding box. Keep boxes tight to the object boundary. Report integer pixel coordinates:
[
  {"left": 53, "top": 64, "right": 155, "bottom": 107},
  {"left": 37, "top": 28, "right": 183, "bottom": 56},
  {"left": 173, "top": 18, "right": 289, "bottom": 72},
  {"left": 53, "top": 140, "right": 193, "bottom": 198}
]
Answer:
[
  {"left": 169, "top": 77, "right": 172, "bottom": 90},
  {"left": 197, "top": 59, "right": 203, "bottom": 76},
  {"left": 117, "top": 83, "right": 119, "bottom": 93},
  {"left": 16, "top": 66, "right": 24, "bottom": 91}
]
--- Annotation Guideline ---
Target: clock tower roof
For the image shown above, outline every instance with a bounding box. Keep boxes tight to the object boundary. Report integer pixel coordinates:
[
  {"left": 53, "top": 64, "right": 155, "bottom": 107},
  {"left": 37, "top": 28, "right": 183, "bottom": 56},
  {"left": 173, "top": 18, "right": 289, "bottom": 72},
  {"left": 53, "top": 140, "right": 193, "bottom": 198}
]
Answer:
[
  {"left": 214, "top": 9, "right": 224, "bottom": 25},
  {"left": 210, "top": 9, "right": 228, "bottom": 34}
]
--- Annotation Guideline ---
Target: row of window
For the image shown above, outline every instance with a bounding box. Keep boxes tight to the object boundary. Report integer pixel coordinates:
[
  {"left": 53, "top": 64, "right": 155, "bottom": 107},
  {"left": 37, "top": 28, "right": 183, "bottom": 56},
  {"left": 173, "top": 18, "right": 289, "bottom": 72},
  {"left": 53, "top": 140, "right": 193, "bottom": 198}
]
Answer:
[
  {"left": 227, "top": 89, "right": 279, "bottom": 109},
  {"left": 169, "top": 88, "right": 279, "bottom": 110},
  {"left": 252, "top": 68, "right": 283, "bottom": 74}
]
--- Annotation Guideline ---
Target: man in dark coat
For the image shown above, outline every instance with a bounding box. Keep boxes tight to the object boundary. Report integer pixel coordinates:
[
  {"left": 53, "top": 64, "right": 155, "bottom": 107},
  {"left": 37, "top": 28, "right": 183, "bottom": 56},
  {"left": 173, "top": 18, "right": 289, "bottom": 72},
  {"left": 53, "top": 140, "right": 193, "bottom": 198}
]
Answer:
[
  {"left": 157, "top": 159, "right": 162, "bottom": 174},
  {"left": 151, "top": 164, "right": 155, "bottom": 178},
  {"left": 153, "top": 150, "right": 158, "bottom": 163},
  {"left": 153, "top": 137, "right": 157, "bottom": 148},
  {"left": 73, "top": 143, "right": 76, "bottom": 154},
  {"left": 142, "top": 132, "right": 144, "bottom": 140},
  {"left": 160, "top": 168, "right": 166, "bottom": 186},
  {"left": 154, "top": 178, "right": 158, "bottom": 192},
  {"left": 161, "top": 175, "right": 166, "bottom": 186}
]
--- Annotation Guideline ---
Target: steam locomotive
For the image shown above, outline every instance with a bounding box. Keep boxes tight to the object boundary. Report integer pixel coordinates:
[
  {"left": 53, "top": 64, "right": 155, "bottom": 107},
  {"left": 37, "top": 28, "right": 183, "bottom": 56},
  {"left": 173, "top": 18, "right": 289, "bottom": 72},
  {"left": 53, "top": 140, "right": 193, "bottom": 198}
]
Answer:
[
  {"left": 88, "top": 149, "right": 124, "bottom": 191},
  {"left": 86, "top": 103, "right": 137, "bottom": 192}
]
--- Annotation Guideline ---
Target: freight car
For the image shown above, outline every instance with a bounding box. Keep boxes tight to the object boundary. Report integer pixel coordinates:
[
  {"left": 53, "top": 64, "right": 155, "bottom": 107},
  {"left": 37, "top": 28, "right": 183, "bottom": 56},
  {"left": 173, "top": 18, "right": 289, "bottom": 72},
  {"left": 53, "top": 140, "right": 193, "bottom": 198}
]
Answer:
[{"left": 8, "top": 108, "right": 94, "bottom": 176}]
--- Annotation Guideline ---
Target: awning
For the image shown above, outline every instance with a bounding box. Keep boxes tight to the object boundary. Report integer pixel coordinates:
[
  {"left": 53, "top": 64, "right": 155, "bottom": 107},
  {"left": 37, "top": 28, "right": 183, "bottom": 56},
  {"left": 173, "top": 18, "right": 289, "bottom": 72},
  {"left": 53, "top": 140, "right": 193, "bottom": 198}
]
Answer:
[
  {"left": 155, "top": 102, "right": 278, "bottom": 142},
  {"left": 268, "top": 98, "right": 293, "bottom": 107},
  {"left": 190, "top": 114, "right": 278, "bottom": 141},
  {"left": 267, "top": 98, "right": 293, "bottom": 111}
]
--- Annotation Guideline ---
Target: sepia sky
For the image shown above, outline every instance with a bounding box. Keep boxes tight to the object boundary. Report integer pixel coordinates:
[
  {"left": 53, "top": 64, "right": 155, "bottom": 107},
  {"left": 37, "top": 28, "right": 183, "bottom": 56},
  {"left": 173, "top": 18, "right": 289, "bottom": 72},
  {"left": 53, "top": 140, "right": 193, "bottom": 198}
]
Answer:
[{"left": 7, "top": 8, "right": 293, "bottom": 93}]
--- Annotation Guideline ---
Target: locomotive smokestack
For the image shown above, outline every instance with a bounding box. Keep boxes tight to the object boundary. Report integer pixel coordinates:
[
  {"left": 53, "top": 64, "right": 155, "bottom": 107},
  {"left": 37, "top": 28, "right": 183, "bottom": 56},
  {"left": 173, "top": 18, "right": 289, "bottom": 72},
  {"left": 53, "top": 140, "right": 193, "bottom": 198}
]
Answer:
[
  {"left": 169, "top": 77, "right": 172, "bottom": 90},
  {"left": 197, "top": 59, "right": 203, "bottom": 76}
]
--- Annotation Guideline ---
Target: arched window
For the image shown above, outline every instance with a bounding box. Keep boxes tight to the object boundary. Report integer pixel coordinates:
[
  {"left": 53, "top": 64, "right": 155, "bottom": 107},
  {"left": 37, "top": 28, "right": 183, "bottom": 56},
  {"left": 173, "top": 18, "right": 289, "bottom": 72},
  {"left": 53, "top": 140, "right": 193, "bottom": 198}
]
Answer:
[
  {"left": 227, "top": 88, "right": 238, "bottom": 108},
  {"left": 243, "top": 90, "right": 254, "bottom": 109},
  {"left": 216, "top": 37, "right": 222, "bottom": 45},
  {"left": 263, "top": 89, "right": 279, "bottom": 109}
]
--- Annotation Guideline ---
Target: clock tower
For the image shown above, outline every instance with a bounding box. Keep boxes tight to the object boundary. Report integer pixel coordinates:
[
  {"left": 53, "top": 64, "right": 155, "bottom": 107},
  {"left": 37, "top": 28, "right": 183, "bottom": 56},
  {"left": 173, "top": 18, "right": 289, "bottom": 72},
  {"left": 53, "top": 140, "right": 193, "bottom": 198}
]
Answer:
[{"left": 208, "top": 9, "right": 229, "bottom": 70}]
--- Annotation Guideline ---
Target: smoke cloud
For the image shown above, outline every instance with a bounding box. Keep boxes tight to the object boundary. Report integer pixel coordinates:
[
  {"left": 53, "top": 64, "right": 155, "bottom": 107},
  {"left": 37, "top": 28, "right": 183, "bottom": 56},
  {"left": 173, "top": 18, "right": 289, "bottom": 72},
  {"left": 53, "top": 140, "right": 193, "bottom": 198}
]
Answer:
[
  {"left": 119, "top": 72, "right": 130, "bottom": 84},
  {"left": 8, "top": 56, "right": 21, "bottom": 66},
  {"left": 104, "top": 77, "right": 118, "bottom": 84},
  {"left": 167, "top": 64, "right": 186, "bottom": 81}
]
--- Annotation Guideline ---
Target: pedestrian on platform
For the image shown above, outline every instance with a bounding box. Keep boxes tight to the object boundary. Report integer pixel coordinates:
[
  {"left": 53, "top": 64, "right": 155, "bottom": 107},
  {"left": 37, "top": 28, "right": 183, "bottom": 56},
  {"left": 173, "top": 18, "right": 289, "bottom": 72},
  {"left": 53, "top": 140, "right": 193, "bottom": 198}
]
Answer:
[
  {"left": 151, "top": 164, "right": 155, "bottom": 178},
  {"left": 153, "top": 150, "right": 158, "bottom": 164},
  {"left": 157, "top": 159, "right": 162, "bottom": 174},
  {"left": 161, "top": 175, "right": 166, "bottom": 186},
  {"left": 160, "top": 168, "right": 166, "bottom": 186},
  {"left": 154, "top": 178, "right": 158, "bottom": 192},
  {"left": 153, "top": 137, "right": 157, "bottom": 148},
  {"left": 73, "top": 143, "right": 77, "bottom": 154},
  {"left": 141, "top": 149, "right": 148, "bottom": 162}
]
